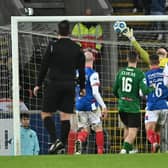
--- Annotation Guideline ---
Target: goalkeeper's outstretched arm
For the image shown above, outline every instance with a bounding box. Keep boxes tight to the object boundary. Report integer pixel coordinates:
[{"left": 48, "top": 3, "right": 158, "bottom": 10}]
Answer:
[{"left": 122, "top": 27, "right": 150, "bottom": 65}]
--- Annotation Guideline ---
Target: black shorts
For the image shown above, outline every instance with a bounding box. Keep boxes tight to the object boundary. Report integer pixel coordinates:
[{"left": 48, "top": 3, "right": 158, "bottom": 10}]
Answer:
[
  {"left": 42, "top": 81, "right": 75, "bottom": 114},
  {"left": 119, "top": 112, "right": 141, "bottom": 128}
]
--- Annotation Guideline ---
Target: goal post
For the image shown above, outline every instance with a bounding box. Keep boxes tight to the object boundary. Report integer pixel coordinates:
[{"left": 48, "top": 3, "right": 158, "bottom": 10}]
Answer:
[
  {"left": 11, "top": 17, "right": 20, "bottom": 156},
  {"left": 11, "top": 15, "right": 168, "bottom": 155}
]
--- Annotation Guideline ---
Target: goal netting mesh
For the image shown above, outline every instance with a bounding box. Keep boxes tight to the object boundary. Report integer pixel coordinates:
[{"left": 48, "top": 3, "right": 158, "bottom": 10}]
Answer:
[{"left": 1, "top": 16, "right": 168, "bottom": 155}]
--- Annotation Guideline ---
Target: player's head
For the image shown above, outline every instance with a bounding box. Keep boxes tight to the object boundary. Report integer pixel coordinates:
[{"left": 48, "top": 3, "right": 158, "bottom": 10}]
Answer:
[
  {"left": 149, "top": 54, "right": 159, "bottom": 66},
  {"left": 156, "top": 47, "right": 167, "bottom": 60},
  {"left": 127, "top": 51, "right": 139, "bottom": 63},
  {"left": 84, "top": 51, "right": 94, "bottom": 63},
  {"left": 58, "top": 20, "right": 70, "bottom": 36},
  {"left": 20, "top": 113, "right": 30, "bottom": 128}
]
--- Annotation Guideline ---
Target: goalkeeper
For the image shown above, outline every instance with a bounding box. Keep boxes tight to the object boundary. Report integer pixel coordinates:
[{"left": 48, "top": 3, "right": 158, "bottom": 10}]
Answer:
[{"left": 122, "top": 27, "right": 168, "bottom": 68}]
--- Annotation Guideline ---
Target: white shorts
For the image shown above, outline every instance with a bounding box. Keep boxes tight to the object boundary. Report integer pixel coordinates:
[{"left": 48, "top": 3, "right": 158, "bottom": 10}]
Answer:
[
  {"left": 145, "top": 109, "right": 168, "bottom": 125},
  {"left": 76, "top": 107, "right": 102, "bottom": 129}
]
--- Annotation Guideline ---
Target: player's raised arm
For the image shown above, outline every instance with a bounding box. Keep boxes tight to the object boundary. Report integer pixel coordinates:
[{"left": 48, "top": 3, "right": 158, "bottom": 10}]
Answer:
[
  {"left": 90, "top": 72, "right": 107, "bottom": 119},
  {"left": 122, "top": 27, "right": 150, "bottom": 65}
]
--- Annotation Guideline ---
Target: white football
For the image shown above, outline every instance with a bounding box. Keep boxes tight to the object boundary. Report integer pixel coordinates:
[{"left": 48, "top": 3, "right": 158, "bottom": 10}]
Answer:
[{"left": 113, "top": 21, "right": 127, "bottom": 33}]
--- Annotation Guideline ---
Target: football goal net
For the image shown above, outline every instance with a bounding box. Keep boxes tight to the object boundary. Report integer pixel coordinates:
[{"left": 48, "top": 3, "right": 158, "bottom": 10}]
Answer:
[{"left": 1, "top": 15, "right": 168, "bottom": 155}]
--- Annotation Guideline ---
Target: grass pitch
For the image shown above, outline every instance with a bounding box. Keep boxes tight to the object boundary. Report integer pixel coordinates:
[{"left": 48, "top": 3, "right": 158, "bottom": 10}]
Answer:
[{"left": 0, "top": 153, "right": 168, "bottom": 168}]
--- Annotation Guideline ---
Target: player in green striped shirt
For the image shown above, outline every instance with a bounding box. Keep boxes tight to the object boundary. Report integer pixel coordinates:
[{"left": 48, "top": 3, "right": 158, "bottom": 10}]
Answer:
[{"left": 113, "top": 52, "right": 154, "bottom": 154}]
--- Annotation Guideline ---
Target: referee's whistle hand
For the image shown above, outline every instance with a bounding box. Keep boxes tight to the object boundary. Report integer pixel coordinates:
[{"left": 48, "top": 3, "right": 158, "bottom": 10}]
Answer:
[{"left": 33, "top": 86, "right": 40, "bottom": 96}]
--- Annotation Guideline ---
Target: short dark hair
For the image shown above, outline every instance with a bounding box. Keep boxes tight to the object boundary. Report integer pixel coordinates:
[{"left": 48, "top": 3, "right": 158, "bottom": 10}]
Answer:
[
  {"left": 127, "top": 51, "right": 138, "bottom": 63},
  {"left": 149, "top": 54, "right": 159, "bottom": 65},
  {"left": 20, "top": 113, "right": 30, "bottom": 119},
  {"left": 58, "top": 20, "right": 70, "bottom": 36}
]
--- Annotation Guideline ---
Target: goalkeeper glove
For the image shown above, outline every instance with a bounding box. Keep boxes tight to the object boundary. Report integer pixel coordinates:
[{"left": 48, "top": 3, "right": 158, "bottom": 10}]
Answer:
[{"left": 122, "top": 27, "right": 135, "bottom": 41}]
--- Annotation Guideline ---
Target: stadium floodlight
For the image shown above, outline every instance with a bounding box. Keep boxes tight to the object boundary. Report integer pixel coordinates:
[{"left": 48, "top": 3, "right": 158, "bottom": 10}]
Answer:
[{"left": 10, "top": 15, "right": 168, "bottom": 155}]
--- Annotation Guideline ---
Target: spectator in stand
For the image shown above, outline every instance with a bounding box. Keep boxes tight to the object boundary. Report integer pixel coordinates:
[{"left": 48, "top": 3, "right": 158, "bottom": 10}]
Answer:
[
  {"left": 71, "top": 8, "right": 103, "bottom": 73},
  {"left": 20, "top": 113, "right": 40, "bottom": 155},
  {"left": 150, "top": 0, "right": 166, "bottom": 40}
]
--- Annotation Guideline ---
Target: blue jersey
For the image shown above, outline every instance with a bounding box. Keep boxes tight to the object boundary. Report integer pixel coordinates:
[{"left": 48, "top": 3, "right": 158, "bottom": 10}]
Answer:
[
  {"left": 20, "top": 126, "right": 40, "bottom": 155},
  {"left": 145, "top": 68, "right": 168, "bottom": 110},
  {"left": 76, "top": 67, "right": 99, "bottom": 111}
]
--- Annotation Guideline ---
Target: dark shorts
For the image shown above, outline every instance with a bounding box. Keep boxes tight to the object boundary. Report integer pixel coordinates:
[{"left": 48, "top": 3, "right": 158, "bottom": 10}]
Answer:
[
  {"left": 42, "top": 81, "right": 75, "bottom": 114},
  {"left": 119, "top": 112, "right": 141, "bottom": 128}
]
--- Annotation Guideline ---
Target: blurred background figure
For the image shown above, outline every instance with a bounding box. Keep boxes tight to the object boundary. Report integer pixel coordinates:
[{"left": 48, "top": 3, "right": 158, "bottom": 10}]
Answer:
[
  {"left": 150, "top": 0, "right": 166, "bottom": 40},
  {"left": 132, "top": 0, "right": 151, "bottom": 14},
  {"left": 72, "top": 8, "right": 103, "bottom": 74}
]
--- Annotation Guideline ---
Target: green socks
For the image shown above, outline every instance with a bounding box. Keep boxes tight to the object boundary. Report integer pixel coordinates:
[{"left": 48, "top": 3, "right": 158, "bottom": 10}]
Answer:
[{"left": 123, "top": 141, "right": 133, "bottom": 153}]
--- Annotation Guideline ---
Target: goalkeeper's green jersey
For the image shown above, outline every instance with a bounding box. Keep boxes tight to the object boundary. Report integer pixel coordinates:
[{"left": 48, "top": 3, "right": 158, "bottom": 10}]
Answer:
[
  {"left": 131, "top": 39, "right": 168, "bottom": 68},
  {"left": 113, "top": 66, "right": 154, "bottom": 113}
]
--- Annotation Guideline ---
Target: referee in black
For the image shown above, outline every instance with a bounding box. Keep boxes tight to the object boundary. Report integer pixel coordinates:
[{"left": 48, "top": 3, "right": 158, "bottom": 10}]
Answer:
[{"left": 33, "top": 20, "right": 86, "bottom": 154}]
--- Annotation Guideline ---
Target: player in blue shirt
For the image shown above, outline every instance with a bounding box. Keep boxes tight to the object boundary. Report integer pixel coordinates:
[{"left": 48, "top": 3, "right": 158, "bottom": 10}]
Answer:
[
  {"left": 75, "top": 51, "right": 107, "bottom": 154},
  {"left": 145, "top": 54, "right": 168, "bottom": 153}
]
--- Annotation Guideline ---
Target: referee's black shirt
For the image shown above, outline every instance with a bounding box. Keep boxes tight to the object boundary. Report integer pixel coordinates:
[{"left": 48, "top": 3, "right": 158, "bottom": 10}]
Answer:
[{"left": 37, "top": 38, "right": 85, "bottom": 90}]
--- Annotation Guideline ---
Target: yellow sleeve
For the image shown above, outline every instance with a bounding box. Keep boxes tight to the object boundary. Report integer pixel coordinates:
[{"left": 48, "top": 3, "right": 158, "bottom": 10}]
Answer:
[
  {"left": 159, "top": 58, "right": 168, "bottom": 68},
  {"left": 131, "top": 39, "right": 150, "bottom": 65},
  {"left": 95, "top": 24, "right": 103, "bottom": 50},
  {"left": 71, "top": 23, "right": 82, "bottom": 47},
  {"left": 71, "top": 24, "right": 79, "bottom": 37}
]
